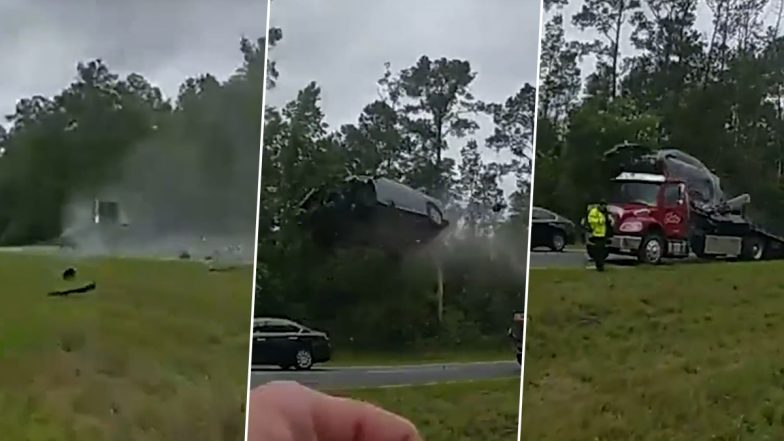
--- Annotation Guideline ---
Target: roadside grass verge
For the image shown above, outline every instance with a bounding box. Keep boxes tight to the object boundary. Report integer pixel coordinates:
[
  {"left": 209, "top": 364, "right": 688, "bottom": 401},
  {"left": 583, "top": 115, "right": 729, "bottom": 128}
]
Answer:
[
  {"left": 0, "top": 253, "right": 252, "bottom": 441},
  {"left": 337, "top": 378, "right": 520, "bottom": 441},
  {"left": 521, "top": 261, "right": 784, "bottom": 440}
]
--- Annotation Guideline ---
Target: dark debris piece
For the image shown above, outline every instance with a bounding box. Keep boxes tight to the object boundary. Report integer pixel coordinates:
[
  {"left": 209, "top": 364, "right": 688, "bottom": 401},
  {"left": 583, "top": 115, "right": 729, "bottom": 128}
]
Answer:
[
  {"left": 208, "top": 265, "right": 237, "bottom": 273},
  {"left": 62, "top": 267, "right": 77, "bottom": 281},
  {"left": 48, "top": 282, "right": 97, "bottom": 297}
]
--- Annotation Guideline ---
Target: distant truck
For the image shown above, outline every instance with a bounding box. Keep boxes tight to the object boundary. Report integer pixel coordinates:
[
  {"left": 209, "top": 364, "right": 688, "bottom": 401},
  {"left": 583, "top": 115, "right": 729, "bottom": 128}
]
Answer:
[
  {"left": 591, "top": 143, "right": 784, "bottom": 264},
  {"left": 93, "top": 199, "right": 130, "bottom": 227}
]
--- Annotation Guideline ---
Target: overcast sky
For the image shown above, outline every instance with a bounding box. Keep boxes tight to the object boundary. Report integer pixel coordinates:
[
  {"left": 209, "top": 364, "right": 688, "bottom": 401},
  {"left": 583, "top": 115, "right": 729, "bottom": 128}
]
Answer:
[
  {"left": 265, "top": 0, "right": 543, "bottom": 194},
  {"left": 0, "top": 0, "right": 268, "bottom": 127},
  {"left": 553, "top": 0, "right": 782, "bottom": 81}
]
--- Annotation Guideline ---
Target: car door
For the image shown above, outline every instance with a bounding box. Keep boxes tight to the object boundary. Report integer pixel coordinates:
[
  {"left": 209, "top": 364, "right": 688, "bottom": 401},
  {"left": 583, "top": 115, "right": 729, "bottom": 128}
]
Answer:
[
  {"left": 530, "top": 208, "right": 548, "bottom": 248},
  {"left": 660, "top": 182, "right": 689, "bottom": 239},
  {"left": 259, "top": 320, "right": 298, "bottom": 365},
  {"left": 252, "top": 321, "right": 275, "bottom": 365},
  {"left": 277, "top": 323, "right": 303, "bottom": 360},
  {"left": 540, "top": 209, "right": 563, "bottom": 244}
]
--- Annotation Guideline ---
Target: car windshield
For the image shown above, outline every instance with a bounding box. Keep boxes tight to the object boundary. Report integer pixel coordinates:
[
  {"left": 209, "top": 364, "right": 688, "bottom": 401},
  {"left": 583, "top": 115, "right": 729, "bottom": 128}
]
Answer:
[{"left": 610, "top": 181, "right": 660, "bottom": 206}]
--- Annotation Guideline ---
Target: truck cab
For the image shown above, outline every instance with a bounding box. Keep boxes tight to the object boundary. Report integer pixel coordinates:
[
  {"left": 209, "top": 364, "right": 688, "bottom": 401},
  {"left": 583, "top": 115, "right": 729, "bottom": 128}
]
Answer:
[{"left": 604, "top": 172, "right": 690, "bottom": 264}]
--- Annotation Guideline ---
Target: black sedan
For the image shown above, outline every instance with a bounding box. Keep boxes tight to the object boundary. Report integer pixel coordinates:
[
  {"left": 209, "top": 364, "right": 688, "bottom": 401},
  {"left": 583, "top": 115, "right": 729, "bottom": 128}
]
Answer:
[
  {"left": 251, "top": 317, "right": 331, "bottom": 370},
  {"left": 298, "top": 176, "right": 450, "bottom": 255},
  {"left": 530, "top": 206, "right": 576, "bottom": 252}
]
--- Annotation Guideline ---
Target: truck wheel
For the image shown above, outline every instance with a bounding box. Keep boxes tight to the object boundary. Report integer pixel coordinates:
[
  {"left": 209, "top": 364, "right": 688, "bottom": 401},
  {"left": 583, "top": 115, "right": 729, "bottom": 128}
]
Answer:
[
  {"left": 690, "top": 236, "right": 707, "bottom": 259},
  {"left": 639, "top": 234, "right": 665, "bottom": 265},
  {"left": 741, "top": 236, "right": 766, "bottom": 261}
]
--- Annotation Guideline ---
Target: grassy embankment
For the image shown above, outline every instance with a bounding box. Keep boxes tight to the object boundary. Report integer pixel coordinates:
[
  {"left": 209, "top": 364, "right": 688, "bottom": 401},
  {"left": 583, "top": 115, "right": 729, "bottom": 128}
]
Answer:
[
  {"left": 0, "top": 252, "right": 253, "bottom": 441},
  {"left": 337, "top": 378, "right": 521, "bottom": 441},
  {"left": 522, "top": 261, "right": 784, "bottom": 440}
]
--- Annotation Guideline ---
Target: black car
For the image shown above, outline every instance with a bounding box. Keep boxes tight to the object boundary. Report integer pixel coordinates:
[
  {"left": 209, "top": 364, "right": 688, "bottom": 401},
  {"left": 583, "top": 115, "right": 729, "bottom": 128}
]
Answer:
[
  {"left": 251, "top": 317, "right": 331, "bottom": 370},
  {"left": 298, "top": 176, "right": 450, "bottom": 254},
  {"left": 530, "top": 206, "right": 576, "bottom": 252}
]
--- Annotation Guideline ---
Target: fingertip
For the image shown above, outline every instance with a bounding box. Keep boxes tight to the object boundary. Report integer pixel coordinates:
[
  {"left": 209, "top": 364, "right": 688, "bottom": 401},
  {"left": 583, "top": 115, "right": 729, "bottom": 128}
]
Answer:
[
  {"left": 248, "top": 381, "right": 319, "bottom": 441},
  {"left": 313, "top": 394, "right": 422, "bottom": 441}
]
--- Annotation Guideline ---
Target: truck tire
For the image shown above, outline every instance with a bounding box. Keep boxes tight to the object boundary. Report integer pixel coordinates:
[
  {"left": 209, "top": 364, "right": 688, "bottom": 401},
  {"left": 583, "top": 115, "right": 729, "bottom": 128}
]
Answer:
[
  {"left": 741, "top": 235, "right": 766, "bottom": 261},
  {"left": 690, "top": 235, "right": 707, "bottom": 259},
  {"left": 639, "top": 233, "right": 665, "bottom": 265}
]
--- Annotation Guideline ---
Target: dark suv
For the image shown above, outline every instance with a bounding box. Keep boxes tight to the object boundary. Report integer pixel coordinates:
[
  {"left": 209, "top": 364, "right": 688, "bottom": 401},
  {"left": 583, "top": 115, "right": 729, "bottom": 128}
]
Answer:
[{"left": 251, "top": 318, "right": 331, "bottom": 370}]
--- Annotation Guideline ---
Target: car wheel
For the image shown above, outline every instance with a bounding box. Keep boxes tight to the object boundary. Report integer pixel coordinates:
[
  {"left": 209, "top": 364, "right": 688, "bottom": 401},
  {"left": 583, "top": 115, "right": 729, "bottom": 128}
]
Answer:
[
  {"left": 549, "top": 232, "right": 566, "bottom": 252},
  {"left": 426, "top": 203, "right": 444, "bottom": 226},
  {"left": 294, "top": 348, "right": 314, "bottom": 370},
  {"left": 516, "top": 352, "right": 522, "bottom": 365},
  {"left": 639, "top": 233, "right": 665, "bottom": 265}
]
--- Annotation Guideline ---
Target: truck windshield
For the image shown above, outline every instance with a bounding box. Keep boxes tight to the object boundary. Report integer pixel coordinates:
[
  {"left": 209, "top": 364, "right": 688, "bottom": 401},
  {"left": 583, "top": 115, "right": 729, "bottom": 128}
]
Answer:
[{"left": 610, "top": 181, "right": 660, "bottom": 206}]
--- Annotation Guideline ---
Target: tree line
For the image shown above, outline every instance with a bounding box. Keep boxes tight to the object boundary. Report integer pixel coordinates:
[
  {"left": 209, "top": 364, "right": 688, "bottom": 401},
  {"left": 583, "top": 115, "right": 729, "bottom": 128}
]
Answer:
[
  {"left": 0, "top": 36, "right": 266, "bottom": 245},
  {"left": 536, "top": 0, "right": 784, "bottom": 232},
  {"left": 256, "top": 27, "right": 535, "bottom": 350}
]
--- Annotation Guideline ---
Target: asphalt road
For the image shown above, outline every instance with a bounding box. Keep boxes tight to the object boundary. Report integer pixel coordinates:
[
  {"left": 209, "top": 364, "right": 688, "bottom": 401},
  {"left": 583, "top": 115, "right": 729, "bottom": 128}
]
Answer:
[
  {"left": 250, "top": 360, "right": 520, "bottom": 390},
  {"left": 529, "top": 247, "right": 702, "bottom": 269},
  {"left": 529, "top": 248, "right": 640, "bottom": 269}
]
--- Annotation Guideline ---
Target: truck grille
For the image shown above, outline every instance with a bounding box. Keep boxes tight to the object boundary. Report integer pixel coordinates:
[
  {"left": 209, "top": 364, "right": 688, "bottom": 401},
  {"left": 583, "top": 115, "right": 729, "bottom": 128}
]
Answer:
[{"left": 610, "top": 236, "right": 641, "bottom": 251}]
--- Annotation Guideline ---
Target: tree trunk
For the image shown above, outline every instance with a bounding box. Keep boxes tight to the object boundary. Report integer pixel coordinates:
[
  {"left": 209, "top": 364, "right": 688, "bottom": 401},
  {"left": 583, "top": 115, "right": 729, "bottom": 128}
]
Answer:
[
  {"left": 434, "top": 113, "right": 444, "bottom": 192},
  {"left": 702, "top": 0, "right": 726, "bottom": 87},
  {"left": 436, "top": 259, "right": 444, "bottom": 324},
  {"left": 610, "top": 0, "right": 627, "bottom": 99}
]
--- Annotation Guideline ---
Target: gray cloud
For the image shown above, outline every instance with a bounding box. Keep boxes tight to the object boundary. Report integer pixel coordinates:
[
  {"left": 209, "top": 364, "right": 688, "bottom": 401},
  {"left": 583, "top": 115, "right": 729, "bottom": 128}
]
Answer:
[
  {"left": 0, "top": 0, "right": 268, "bottom": 122},
  {"left": 265, "top": 0, "right": 542, "bottom": 194}
]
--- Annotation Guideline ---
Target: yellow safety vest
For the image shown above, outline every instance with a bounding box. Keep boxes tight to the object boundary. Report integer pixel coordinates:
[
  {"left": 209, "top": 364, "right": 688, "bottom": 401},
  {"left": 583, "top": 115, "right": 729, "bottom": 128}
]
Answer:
[{"left": 587, "top": 206, "right": 607, "bottom": 238}]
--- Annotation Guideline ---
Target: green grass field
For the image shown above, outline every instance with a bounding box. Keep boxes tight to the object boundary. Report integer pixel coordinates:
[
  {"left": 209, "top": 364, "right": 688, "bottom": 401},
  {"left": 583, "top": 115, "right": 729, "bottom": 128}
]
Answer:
[
  {"left": 338, "top": 378, "right": 521, "bottom": 441},
  {"left": 521, "top": 262, "right": 784, "bottom": 440},
  {"left": 0, "top": 252, "right": 253, "bottom": 441}
]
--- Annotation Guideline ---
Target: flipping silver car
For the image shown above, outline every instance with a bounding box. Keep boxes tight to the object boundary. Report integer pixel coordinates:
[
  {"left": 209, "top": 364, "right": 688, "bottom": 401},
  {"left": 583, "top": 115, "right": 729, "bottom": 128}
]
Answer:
[{"left": 299, "top": 175, "right": 450, "bottom": 253}]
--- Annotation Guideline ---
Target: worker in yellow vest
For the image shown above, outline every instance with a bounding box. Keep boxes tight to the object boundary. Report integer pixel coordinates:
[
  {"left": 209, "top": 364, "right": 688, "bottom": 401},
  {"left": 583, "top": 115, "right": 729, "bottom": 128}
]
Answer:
[{"left": 583, "top": 200, "right": 610, "bottom": 271}]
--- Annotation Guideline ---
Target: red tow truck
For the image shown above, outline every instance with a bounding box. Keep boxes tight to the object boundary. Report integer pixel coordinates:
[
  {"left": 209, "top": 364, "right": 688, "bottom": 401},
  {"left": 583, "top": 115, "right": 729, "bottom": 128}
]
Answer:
[{"left": 592, "top": 143, "right": 784, "bottom": 265}]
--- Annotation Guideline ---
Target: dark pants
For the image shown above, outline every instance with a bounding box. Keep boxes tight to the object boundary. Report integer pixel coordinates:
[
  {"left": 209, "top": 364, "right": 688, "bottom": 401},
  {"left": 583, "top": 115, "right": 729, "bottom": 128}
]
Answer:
[{"left": 586, "top": 236, "right": 607, "bottom": 271}]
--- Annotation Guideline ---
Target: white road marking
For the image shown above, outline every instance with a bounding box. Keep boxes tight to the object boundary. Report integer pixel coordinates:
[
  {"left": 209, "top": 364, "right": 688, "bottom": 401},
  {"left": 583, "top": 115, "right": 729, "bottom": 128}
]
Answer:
[
  {"left": 355, "top": 376, "right": 521, "bottom": 390},
  {"left": 325, "top": 360, "right": 513, "bottom": 370}
]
